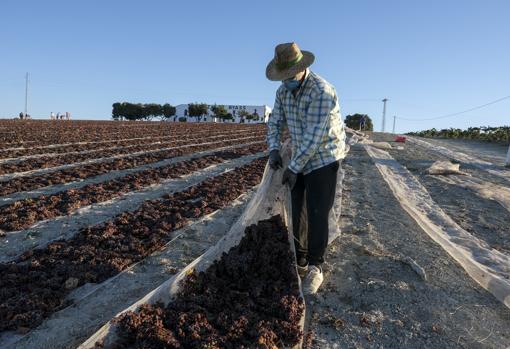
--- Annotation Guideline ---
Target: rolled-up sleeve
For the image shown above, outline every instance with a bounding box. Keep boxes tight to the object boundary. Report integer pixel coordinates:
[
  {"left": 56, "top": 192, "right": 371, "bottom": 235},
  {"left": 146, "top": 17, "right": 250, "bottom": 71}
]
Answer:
[
  {"left": 288, "top": 89, "right": 336, "bottom": 173},
  {"left": 267, "top": 91, "right": 285, "bottom": 151}
]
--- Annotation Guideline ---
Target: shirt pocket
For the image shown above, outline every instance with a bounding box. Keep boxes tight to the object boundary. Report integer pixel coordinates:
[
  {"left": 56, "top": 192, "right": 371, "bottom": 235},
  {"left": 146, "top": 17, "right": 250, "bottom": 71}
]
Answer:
[{"left": 298, "top": 95, "right": 312, "bottom": 119}]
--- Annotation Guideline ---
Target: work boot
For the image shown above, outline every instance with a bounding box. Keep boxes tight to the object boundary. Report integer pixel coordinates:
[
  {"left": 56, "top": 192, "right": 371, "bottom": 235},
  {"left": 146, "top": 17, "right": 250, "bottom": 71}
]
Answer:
[
  {"left": 303, "top": 265, "right": 323, "bottom": 295},
  {"left": 297, "top": 257, "right": 308, "bottom": 278}
]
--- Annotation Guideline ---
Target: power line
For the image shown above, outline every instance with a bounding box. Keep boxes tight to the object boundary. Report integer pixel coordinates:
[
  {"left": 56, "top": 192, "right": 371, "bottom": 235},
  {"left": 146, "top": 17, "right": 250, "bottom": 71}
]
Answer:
[
  {"left": 396, "top": 94, "right": 510, "bottom": 121},
  {"left": 25, "top": 73, "right": 29, "bottom": 116},
  {"left": 342, "top": 98, "right": 381, "bottom": 102}
]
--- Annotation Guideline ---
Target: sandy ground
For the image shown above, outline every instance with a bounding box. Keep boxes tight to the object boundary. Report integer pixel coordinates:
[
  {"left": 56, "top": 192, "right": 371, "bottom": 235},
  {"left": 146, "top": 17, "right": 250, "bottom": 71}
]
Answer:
[
  {"left": 406, "top": 136, "right": 510, "bottom": 183},
  {"left": 375, "top": 134, "right": 510, "bottom": 255},
  {"left": 306, "top": 144, "right": 510, "bottom": 349},
  {"left": 417, "top": 138, "right": 509, "bottom": 167}
]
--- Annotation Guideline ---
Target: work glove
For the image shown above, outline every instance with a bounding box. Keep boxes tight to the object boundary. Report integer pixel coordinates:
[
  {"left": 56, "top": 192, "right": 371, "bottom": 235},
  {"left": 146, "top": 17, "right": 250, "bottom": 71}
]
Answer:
[
  {"left": 268, "top": 150, "right": 283, "bottom": 170},
  {"left": 282, "top": 168, "right": 297, "bottom": 190}
]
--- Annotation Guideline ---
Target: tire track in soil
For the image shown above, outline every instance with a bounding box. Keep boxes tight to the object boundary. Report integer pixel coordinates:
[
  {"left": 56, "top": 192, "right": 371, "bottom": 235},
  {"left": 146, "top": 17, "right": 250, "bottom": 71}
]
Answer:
[
  {"left": 0, "top": 141, "right": 265, "bottom": 205},
  {"left": 0, "top": 153, "right": 266, "bottom": 262},
  {"left": 0, "top": 157, "right": 268, "bottom": 336},
  {"left": 0, "top": 133, "right": 265, "bottom": 182},
  {"left": 0, "top": 143, "right": 266, "bottom": 233},
  {"left": 3, "top": 188, "right": 257, "bottom": 349},
  {"left": 0, "top": 131, "right": 266, "bottom": 175},
  {"left": 305, "top": 145, "right": 510, "bottom": 349}
]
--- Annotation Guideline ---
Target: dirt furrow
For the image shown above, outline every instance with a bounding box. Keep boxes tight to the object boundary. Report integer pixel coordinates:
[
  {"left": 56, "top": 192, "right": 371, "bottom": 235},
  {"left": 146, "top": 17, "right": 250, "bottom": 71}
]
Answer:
[
  {"left": 0, "top": 131, "right": 265, "bottom": 174},
  {"left": 0, "top": 141, "right": 265, "bottom": 205},
  {"left": 0, "top": 134, "right": 265, "bottom": 182},
  {"left": 0, "top": 121, "right": 264, "bottom": 148},
  {"left": 0, "top": 143, "right": 266, "bottom": 233},
  {"left": 0, "top": 153, "right": 265, "bottom": 262},
  {"left": 0, "top": 129, "right": 257, "bottom": 162},
  {"left": 0, "top": 125, "right": 264, "bottom": 156}
]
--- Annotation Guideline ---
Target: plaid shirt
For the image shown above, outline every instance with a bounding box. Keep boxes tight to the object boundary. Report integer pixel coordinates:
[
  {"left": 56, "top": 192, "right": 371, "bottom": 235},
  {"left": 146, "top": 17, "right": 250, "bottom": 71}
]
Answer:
[{"left": 267, "top": 70, "right": 347, "bottom": 174}]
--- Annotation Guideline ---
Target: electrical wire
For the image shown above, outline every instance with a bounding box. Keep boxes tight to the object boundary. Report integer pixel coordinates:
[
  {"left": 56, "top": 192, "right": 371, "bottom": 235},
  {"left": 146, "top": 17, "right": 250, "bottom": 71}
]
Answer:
[
  {"left": 342, "top": 98, "right": 381, "bottom": 102},
  {"left": 396, "top": 94, "right": 510, "bottom": 121}
]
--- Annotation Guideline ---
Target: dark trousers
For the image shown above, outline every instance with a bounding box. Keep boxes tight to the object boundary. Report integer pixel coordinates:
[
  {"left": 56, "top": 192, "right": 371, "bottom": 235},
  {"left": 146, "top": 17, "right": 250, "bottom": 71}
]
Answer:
[{"left": 292, "top": 161, "right": 339, "bottom": 266}]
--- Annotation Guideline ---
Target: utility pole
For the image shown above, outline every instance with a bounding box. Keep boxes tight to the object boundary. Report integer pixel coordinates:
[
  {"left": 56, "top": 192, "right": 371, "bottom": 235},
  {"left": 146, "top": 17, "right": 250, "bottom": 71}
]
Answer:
[
  {"left": 24, "top": 72, "right": 29, "bottom": 116},
  {"left": 381, "top": 98, "right": 388, "bottom": 132},
  {"left": 392, "top": 115, "right": 396, "bottom": 134}
]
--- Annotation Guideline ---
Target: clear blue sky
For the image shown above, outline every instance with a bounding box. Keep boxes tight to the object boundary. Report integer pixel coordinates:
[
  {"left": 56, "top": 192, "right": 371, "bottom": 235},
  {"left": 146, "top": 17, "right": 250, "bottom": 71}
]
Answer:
[{"left": 1, "top": 0, "right": 509, "bottom": 132}]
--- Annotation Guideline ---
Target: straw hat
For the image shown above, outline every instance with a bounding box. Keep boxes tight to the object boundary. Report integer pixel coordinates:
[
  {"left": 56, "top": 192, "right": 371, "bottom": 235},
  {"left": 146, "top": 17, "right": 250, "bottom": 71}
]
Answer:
[{"left": 266, "top": 42, "right": 315, "bottom": 81}]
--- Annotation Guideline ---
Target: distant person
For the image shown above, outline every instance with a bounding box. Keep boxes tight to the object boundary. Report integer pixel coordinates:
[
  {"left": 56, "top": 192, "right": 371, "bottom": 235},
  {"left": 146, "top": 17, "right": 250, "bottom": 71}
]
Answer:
[
  {"left": 506, "top": 144, "right": 510, "bottom": 167},
  {"left": 65, "top": 111, "right": 70, "bottom": 120},
  {"left": 359, "top": 115, "right": 366, "bottom": 131},
  {"left": 266, "top": 42, "right": 346, "bottom": 295},
  {"left": 50, "top": 112, "right": 55, "bottom": 120},
  {"left": 19, "top": 112, "right": 24, "bottom": 120}
]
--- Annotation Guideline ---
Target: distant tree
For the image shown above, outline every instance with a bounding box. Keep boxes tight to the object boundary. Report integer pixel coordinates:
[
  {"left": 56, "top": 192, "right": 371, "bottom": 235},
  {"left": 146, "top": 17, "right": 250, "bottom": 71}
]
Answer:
[
  {"left": 344, "top": 114, "right": 373, "bottom": 131},
  {"left": 211, "top": 104, "right": 229, "bottom": 121},
  {"left": 162, "top": 103, "right": 176, "bottom": 120},
  {"left": 112, "top": 102, "right": 177, "bottom": 121},
  {"left": 238, "top": 109, "right": 250, "bottom": 122},
  {"left": 143, "top": 103, "right": 163, "bottom": 120},
  {"left": 112, "top": 103, "right": 121, "bottom": 120},
  {"left": 188, "top": 103, "right": 209, "bottom": 121},
  {"left": 123, "top": 103, "right": 144, "bottom": 121},
  {"left": 245, "top": 112, "right": 259, "bottom": 122}
]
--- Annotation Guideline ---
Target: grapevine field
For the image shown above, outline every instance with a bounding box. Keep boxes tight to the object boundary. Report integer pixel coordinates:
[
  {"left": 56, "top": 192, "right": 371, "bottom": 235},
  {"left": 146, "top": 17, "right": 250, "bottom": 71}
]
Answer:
[
  {"left": 1, "top": 120, "right": 510, "bottom": 348},
  {"left": 407, "top": 126, "right": 510, "bottom": 143}
]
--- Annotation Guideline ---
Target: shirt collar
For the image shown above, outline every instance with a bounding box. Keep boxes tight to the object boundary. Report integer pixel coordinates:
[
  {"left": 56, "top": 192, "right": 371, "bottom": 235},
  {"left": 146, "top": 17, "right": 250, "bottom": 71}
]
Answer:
[
  {"left": 293, "top": 68, "right": 311, "bottom": 97},
  {"left": 301, "top": 69, "right": 311, "bottom": 89}
]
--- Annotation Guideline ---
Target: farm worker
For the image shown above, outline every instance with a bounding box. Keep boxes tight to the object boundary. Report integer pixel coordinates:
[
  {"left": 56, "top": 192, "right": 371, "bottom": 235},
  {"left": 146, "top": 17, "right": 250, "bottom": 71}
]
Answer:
[
  {"left": 266, "top": 42, "right": 347, "bottom": 294},
  {"left": 506, "top": 144, "right": 510, "bottom": 167}
]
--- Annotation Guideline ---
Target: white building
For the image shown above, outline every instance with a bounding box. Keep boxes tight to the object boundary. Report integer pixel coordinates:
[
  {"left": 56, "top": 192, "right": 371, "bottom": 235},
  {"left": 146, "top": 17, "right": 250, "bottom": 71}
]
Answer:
[{"left": 172, "top": 104, "right": 271, "bottom": 123}]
